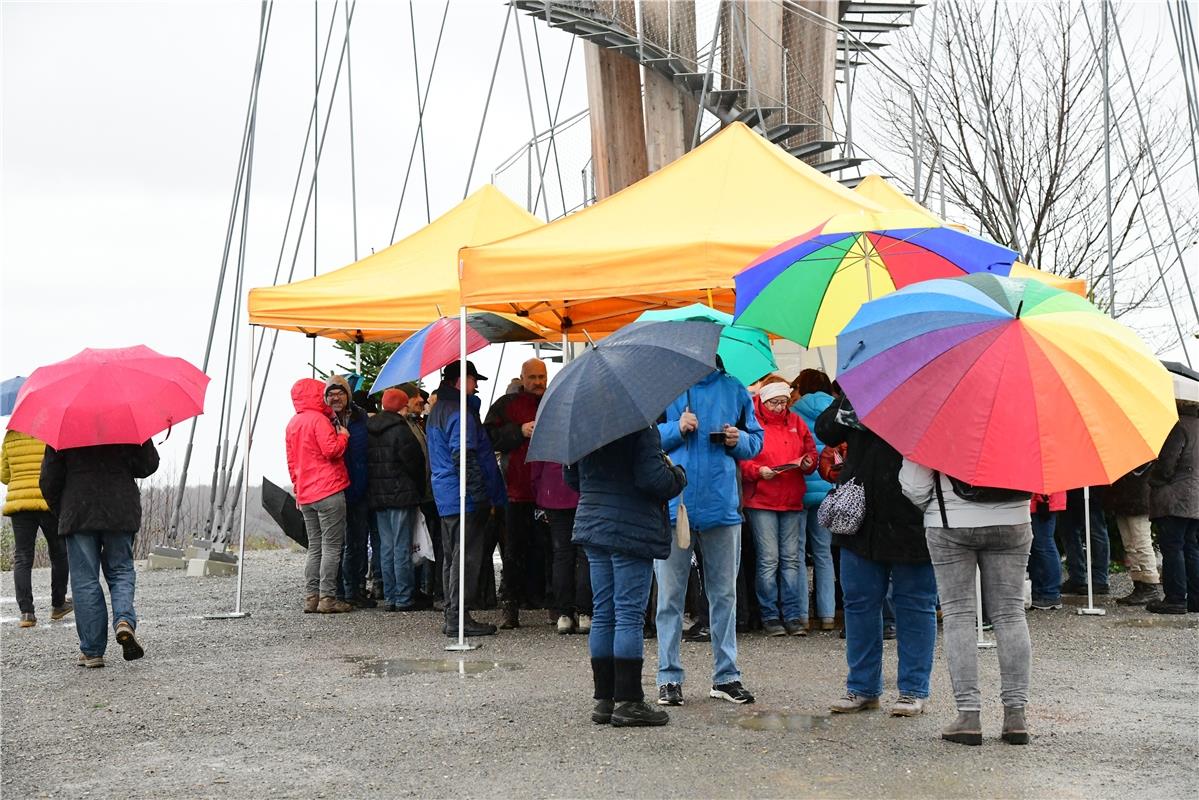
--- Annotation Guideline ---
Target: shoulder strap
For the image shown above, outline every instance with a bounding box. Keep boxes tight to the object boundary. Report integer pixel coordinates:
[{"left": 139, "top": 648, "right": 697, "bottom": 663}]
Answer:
[{"left": 933, "top": 470, "right": 948, "bottom": 528}]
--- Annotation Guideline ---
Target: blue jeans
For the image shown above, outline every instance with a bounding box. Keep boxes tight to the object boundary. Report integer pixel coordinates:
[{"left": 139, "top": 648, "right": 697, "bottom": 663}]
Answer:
[
  {"left": 376, "top": 508, "right": 416, "bottom": 607},
  {"left": 340, "top": 499, "right": 371, "bottom": 599},
  {"left": 840, "top": 548, "right": 937, "bottom": 699},
  {"left": 1028, "top": 510, "right": 1062, "bottom": 603},
  {"left": 806, "top": 507, "right": 836, "bottom": 620},
  {"left": 1156, "top": 516, "right": 1199, "bottom": 607},
  {"left": 656, "top": 523, "right": 741, "bottom": 687},
  {"left": 65, "top": 532, "right": 137, "bottom": 658},
  {"left": 1061, "top": 497, "right": 1109, "bottom": 588},
  {"left": 586, "top": 547, "right": 653, "bottom": 661},
  {"left": 747, "top": 509, "right": 805, "bottom": 622},
  {"left": 368, "top": 513, "right": 382, "bottom": 584}
]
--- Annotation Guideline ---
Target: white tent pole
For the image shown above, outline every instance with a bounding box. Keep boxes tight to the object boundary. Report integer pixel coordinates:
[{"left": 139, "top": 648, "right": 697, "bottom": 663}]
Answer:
[
  {"left": 447, "top": 290, "right": 478, "bottom": 650},
  {"left": 1077, "top": 486, "right": 1106, "bottom": 616}
]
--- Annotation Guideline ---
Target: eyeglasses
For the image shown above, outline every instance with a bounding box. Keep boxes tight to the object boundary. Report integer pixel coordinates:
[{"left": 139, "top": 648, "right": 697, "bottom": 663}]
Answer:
[{"left": 763, "top": 397, "right": 789, "bottom": 407}]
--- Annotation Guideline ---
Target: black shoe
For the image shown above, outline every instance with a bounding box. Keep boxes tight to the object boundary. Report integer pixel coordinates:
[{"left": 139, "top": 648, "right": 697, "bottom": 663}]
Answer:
[
  {"left": 592, "top": 699, "right": 615, "bottom": 724},
  {"left": 784, "top": 619, "right": 808, "bottom": 637},
  {"left": 882, "top": 624, "right": 897, "bottom": 640},
  {"left": 1116, "top": 582, "right": 1162, "bottom": 606},
  {"left": 762, "top": 619, "right": 786, "bottom": 637},
  {"left": 643, "top": 624, "right": 657, "bottom": 640},
  {"left": 657, "top": 683, "right": 684, "bottom": 706},
  {"left": 384, "top": 604, "right": 398, "bottom": 612},
  {"left": 499, "top": 604, "right": 520, "bottom": 630},
  {"left": 1061, "top": 580, "right": 1109, "bottom": 596},
  {"left": 442, "top": 616, "right": 498, "bottom": 636},
  {"left": 611, "top": 700, "right": 669, "bottom": 727},
  {"left": 710, "top": 681, "right": 755, "bottom": 704},
  {"left": 838, "top": 626, "right": 846, "bottom": 640},
  {"left": 1146, "top": 599, "right": 1187, "bottom": 615},
  {"left": 352, "top": 596, "right": 378, "bottom": 609},
  {"left": 683, "top": 622, "right": 710, "bottom": 643}
]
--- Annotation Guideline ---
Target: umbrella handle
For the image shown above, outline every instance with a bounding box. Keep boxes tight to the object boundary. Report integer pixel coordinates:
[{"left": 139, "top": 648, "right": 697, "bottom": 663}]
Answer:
[
  {"left": 157, "top": 418, "right": 174, "bottom": 445},
  {"left": 840, "top": 340, "right": 866, "bottom": 371}
]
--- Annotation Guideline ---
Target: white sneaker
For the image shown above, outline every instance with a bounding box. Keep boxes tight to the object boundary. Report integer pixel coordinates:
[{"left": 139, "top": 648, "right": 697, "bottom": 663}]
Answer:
[
  {"left": 556, "top": 615, "right": 574, "bottom": 634},
  {"left": 576, "top": 613, "right": 592, "bottom": 634}
]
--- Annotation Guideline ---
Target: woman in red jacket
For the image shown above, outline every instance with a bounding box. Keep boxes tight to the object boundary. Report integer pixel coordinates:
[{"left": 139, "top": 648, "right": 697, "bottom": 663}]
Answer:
[{"left": 741, "top": 382, "right": 818, "bottom": 636}]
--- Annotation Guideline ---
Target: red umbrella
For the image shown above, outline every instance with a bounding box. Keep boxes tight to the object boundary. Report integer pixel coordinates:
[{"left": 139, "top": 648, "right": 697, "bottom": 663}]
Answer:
[{"left": 8, "top": 345, "right": 210, "bottom": 449}]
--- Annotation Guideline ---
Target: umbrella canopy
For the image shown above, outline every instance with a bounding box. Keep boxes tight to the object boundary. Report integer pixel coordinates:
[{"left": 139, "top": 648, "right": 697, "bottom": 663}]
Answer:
[
  {"left": 636, "top": 304, "right": 777, "bottom": 386},
  {"left": 371, "top": 317, "right": 490, "bottom": 394},
  {"left": 527, "top": 321, "right": 722, "bottom": 465},
  {"left": 262, "top": 477, "right": 308, "bottom": 548},
  {"left": 835, "top": 274, "right": 1177, "bottom": 493},
  {"left": 1163, "top": 360, "right": 1199, "bottom": 403},
  {"left": 7, "top": 345, "right": 210, "bottom": 449},
  {"left": 733, "top": 211, "right": 1020, "bottom": 347},
  {"left": 1, "top": 376, "right": 26, "bottom": 416}
]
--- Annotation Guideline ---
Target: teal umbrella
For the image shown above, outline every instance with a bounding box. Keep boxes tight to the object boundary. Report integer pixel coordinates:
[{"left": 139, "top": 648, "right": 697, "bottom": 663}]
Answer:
[{"left": 638, "top": 304, "right": 777, "bottom": 386}]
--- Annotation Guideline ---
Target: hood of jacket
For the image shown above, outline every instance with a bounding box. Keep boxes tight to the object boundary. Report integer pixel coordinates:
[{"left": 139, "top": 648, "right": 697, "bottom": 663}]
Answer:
[{"left": 291, "top": 378, "right": 330, "bottom": 415}]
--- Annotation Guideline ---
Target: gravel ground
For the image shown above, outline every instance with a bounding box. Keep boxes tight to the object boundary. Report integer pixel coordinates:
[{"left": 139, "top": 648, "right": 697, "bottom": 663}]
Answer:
[{"left": 2, "top": 550, "right": 1197, "bottom": 799}]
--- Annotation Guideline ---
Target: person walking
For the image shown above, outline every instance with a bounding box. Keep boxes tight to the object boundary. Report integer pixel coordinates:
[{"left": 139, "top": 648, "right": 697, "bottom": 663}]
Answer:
[
  {"left": 2, "top": 429, "right": 71, "bottom": 628},
  {"left": 285, "top": 378, "right": 353, "bottom": 615},
  {"left": 655, "top": 369, "right": 764, "bottom": 707},
  {"left": 1105, "top": 467, "right": 1163, "bottom": 606},
  {"left": 1146, "top": 398, "right": 1199, "bottom": 615},
  {"left": 40, "top": 438, "right": 158, "bottom": 667},
  {"left": 900, "top": 460, "right": 1034, "bottom": 746},
  {"left": 366, "top": 388, "right": 427, "bottom": 612},
  {"left": 530, "top": 458, "right": 591, "bottom": 634},
  {"left": 740, "top": 382, "right": 817, "bottom": 637},
  {"left": 566, "top": 426, "right": 687, "bottom": 727},
  {"left": 325, "top": 376, "right": 375, "bottom": 608},
  {"left": 816, "top": 395, "right": 936, "bottom": 718},
  {"left": 428, "top": 360, "right": 507, "bottom": 637},
  {"left": 791, "top": 369, "right": 839, "bottom": 631},
  {"left": 1027, "top": 492, "right": 1066, "bottom": 610}
]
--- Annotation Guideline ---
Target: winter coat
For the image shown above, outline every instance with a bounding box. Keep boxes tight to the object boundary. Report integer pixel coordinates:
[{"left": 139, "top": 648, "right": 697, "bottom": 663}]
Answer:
[
  {"left": 1031, "top": 492, "right": 1067, "bottom": 514},
  {"left": 285, "top": 378, "right": 350, "bottom": 506},
  {"left": 39, "top": 441, "right": 159, "bottom": 536},
  {"left": 484, "top": 390, "right": 540, "bottom": 503},
  {"left": 1, "top": 430, "right": 49, "bottom": 515},
  {"left": 657, "top": 371, "right": 764, "bottom": 530},
  {"left": 1104, "top": 466, "right": 1152, "bottom": 517},
  {"left": 340, "top": 404, "right": 370, "bottom": 505},
  {"left": 1149, "top": 404, "right": 1198, "bottom": 520},
  {"left": 427, "top": 382, "right": 507, "bottom": 516},
  {"left": 565, "top": 426, "right": 687, "bottom": 560},
  {"left": 740, "top": 395, "right": 817, "bottom": 512},
  {"left": 365, "top": 411, "right": 426, "bottom": 510},
  {"left": 815, "top": 395, "right": 928, "bottom": 564},
  {"left": 529, "top": 461, "right": 579, "bottom": 510},
  {"left": 792, "top": 391, "right": 836, "bottom": 507},
  {"left": 900, "top": 459, "right": 1032, "bottom": 528}
]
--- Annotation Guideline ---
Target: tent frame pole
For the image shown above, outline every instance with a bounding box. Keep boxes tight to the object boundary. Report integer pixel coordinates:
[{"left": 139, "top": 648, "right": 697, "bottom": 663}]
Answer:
[{"left": 446, "top": 295, "right": 479, "bottom": 651}]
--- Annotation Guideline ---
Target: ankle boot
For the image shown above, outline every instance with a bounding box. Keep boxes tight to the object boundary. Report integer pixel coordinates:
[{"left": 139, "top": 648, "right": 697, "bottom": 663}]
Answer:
[
  {"left": 591, "top": 658, "right": 615, "bottom": 724},
  {"left": 941, "top": 711, "right": 982, "bottom": 746},
  {"left": 611, "top": 700, "right": 669, "bottom": 727},
  {"left": 1116, "top": 581, "right": 1162, "bottom": 606},
  {"left": 500, "top": 602, "right": 520, "bottom": 630},
  {"left": 1002, "top": 706, "right": 1030, "bottom": 745}
]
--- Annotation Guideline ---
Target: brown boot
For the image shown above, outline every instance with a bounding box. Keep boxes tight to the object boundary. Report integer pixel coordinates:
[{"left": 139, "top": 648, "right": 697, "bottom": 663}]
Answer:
[
  {"left": 499, "top": 602, "right": 520, "bottom": 630},
  {"left": 317, "top": 596, "right": 354, "bottom": 614},
  {"left": 304, "top": 595, "right": 319, "bottom": 613}
]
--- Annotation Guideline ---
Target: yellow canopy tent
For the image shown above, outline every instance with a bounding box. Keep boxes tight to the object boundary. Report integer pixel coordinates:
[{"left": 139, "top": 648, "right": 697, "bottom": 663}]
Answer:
[
  {"left": 853, "top": 174, "right": 1087, "bottom": 297},
  {"left": 459, "top": 122, "right": 889, "bottom": 335},
  {"left": 247, "top": 185, "right": 546, "bottom": 341}
]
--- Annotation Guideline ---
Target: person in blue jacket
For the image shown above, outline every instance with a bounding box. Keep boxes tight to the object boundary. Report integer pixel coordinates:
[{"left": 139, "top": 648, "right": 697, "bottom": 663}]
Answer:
[
  {"left": 654, "top": 368, "right": 764, "bottom": 707},
  {"left": 324, "top": 376, "right": 374, "bottom": 609},
  {"left": 427, "top": 360, "right": 507, "bottom": 638},
  {"left": 790, "top": 369, "right": 838, "bottom": 630}
]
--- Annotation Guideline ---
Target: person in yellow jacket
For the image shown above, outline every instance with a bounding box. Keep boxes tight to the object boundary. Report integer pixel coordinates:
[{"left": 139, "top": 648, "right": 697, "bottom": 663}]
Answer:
[{"left": 2, "top": 430, "right": 71, "bottom": 627}]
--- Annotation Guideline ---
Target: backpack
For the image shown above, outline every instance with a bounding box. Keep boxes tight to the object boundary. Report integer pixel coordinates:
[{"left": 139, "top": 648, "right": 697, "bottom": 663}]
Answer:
[{"left": 933, "top": 470, "right": 1032, "bottom": 527}]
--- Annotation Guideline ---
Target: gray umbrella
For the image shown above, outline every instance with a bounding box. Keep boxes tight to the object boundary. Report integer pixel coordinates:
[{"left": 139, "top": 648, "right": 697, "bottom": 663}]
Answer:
[{"left": 527, "top": 320, "right": 722, "bottom": 465}]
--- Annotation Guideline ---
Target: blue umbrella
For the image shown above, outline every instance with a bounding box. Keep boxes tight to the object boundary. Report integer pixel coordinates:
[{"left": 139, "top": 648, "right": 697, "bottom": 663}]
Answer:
[
  {"left": 1, "top": 376, "right": 26, "bottom": 416},
  {"left": 527, "top": 321, "right": 722, "bottom": 465}
]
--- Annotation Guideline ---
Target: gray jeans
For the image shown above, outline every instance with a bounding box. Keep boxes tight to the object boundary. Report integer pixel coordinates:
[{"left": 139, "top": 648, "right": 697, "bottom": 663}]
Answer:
[
  {"left": 925, "top": 523, "right": 1033, "bottom": 711},
  {"left": 441, "top": 507, "right": 491, "bottom": 621},
  {"left": 301, "top": 492, "right": 347, "bottom": 598}
]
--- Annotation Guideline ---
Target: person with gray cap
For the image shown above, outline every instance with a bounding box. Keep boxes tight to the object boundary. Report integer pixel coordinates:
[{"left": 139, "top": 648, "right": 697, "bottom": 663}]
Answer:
[{"left": 324, "top": 375, "right": 375, "bottom": 609}]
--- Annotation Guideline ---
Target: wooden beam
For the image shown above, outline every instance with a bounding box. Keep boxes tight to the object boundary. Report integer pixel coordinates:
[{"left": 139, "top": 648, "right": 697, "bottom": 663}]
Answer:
[
  {"left": 584, "top": 40, "right": 649, "bottom": 199},
  {"left": 641, "top": 0, "right": 699, "bottom": 171}
]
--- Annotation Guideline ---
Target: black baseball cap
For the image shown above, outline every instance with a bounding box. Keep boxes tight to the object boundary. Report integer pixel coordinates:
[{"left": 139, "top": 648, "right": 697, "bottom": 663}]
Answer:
[{"left": 442, "top": 359, "right": 488, "bottom": 382}]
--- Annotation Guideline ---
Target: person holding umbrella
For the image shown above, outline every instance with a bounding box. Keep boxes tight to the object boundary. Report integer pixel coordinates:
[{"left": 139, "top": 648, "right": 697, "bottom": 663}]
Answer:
[{"left": 1146, "top": 392, "right": 1199, "bottom": 615}]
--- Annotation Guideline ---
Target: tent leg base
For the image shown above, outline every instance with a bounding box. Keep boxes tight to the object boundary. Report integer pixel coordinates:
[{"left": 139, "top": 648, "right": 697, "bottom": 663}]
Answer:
[
  {"left": 204, "top": 612, "right": 252, "bottom": 620},
  {"left": 445, "top": 642, "right": 480, "bottom": 652},
  {"left": 1075, "top": 607, "right": 1106, "bottom": 616}
]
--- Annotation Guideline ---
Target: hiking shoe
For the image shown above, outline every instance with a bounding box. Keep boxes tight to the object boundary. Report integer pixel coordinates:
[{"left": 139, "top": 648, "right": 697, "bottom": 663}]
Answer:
[
  {"left": 820, "top": 618, "right": 835, "bottom": 631},
  {"left": 557, "top": 615, "right": 574, "bottom": 635},
  {"left": 657, "top": 683, "right": 684, "bottom": 706},
  {"left": 1030, "top": 597, "right": 1062, "bottom": 611},
  {"left": 830, "top": 692, "right": 880, "bottom": 713},
  {"left": 1116, "top": 581, "right": 1162, "bottom": 606},
  {"left": 882, "top": 624, "right": 897, "bottom": 640},
  {"left": 442, "top": 616, "right": 498, "bottom": 637},
  {"left": 50, "top": 600, "right": 74, "bottom": 620},
  {"left": 890, "top": 695, "right": 925, "bottom": 717},
  {"left": 351, "top": 595, "right": 377, "bottom": 609},
  {"left": 785, "top": 619, "right": 809, "bottom": 637},
  {"left": 303, "top": 595, "right": 319, "bottom": 613},
  {"left": 1146, "top": 599, "right": 1187, "bottom": 615},
  {"left": 78, "top": 653, "right": 105, "bottom": 668},
  {"left": 576, "top": 614, "right": 592, "bottom": 634},
  {"left": 115, "top": 621, "right": 144, "bottom": 661},
  {"left": 611, "top": 700, "right": 669, "bottom": 727},
  {"left": 682, "top": 622, "right": 710, "bottom": 642},
  {"left": 317, "top": 597, "right": 354, "bottom": 614},
  {"left": 591, "top": 699, "right": 614, "bottom": 724},
  {"left": 941, "top": 711, "right": 982, "bottom": 746},
  {"left": 710, "top": 681, "right": 755, "bottom": 704},
  {"left": 18, "top": 613, "right": 36, "bottom": 628},
  {"left": 1002, "top": 706, "right": 1030, "bottom": 745},
  {"left": 762, "top": 619, "right": 786, "bottom": 637}
]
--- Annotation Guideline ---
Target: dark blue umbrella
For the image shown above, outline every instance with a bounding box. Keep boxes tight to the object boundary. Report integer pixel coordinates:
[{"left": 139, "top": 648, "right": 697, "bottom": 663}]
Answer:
[
  {"left": 1, "top": 376, "right": 26, "bottom": 416},
  {"left": 527, "top": 321, "right": 722, "bottom": 465}
]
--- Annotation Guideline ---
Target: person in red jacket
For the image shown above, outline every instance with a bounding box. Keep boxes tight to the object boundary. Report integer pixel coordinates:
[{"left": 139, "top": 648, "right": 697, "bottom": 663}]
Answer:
[
  {"left": 1027, "top": 491, "right": 1067, "bottom": 610},
  {"left": 740, "top": 381, "right": 818, "bottom": 636},
  {"left": 285, "top": 378, "right": 352, "bottom": 615}
]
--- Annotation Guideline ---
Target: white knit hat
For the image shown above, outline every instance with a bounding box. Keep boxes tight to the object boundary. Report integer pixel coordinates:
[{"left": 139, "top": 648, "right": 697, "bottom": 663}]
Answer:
[{"left": 758, "top": 382, "right": 791, "bottom": 403}]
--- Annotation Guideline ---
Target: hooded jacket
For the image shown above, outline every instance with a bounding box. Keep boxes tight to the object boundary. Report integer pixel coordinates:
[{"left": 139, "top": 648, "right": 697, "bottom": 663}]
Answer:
[
  {"left": 365, "top": 411, "right": 426, "bottom": 510},
  {"left": 324, "top": 375, "right": 369, "bottom": 504},
  {"left": 40, "top": 441, "right": 159, "bottom": 536},
  {"left": 529, "top": 460, "right": 579, "bottom": 510},
  {"left": 427, "top": 381, "right": 507, "bottom": 516},
  {"left": 740, "top": 394, "right": 817, "bottom": 512},
  {"left": 484, "top": 390, "right": 541, "bottom": 503},
  {"left": 1105, "top": 466, "right": 1152, "bottom": 517},
  {"left": 657, "top": 371, "right": 764, "bottom": 531},
  {"left": 285, "top": 378, "right": 350, "bottom": 506},
  {"left": 1149, "top": 404, "right": 1198, "bottom": 520},
  {"left": 792, "top": 391, "right": 836, "bottom": 507},
  {"left": 1, "top": 430, "right": 49, "bottom": 515}
]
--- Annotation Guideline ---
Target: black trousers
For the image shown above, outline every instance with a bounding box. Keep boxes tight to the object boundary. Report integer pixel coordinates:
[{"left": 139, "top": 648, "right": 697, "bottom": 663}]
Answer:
[
  {"left": 10, "top": 511, "right": 68, "bottom": 613},
  {"left": 440, "top": 507, "right": 491, "bottom": 620},
  {"left": 546, "top": 508, "right": 591, "bottom": 616},
  {"left": 501, "top": 501, "right": 551, "bottom": 608}
]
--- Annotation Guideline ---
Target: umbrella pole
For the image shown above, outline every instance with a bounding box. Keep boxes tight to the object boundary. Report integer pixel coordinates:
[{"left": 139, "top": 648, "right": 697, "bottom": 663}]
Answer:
[
  {"left": 1077, "top": 486, "right": 1106, "bottom": 616},
  {"left": 206, "top": 324, "right": 254, "bottom": 621},
  {"left": 447, "top": 304, "right": 479, "bottom": 651},
  {"left": 975, "top": 567, "right": 995, "bottom": 650}
]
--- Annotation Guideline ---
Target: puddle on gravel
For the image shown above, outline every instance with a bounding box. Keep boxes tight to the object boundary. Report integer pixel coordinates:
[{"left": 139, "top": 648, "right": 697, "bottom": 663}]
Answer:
[
  {"left": 1113, "top": 617, "right": 1197, "bottom": 628},
  {"left": 344, "top": 656, "right": 522, "bottom": 677},
  {"left": 734, "top": 711, "right": 833, "bottom": 732}
]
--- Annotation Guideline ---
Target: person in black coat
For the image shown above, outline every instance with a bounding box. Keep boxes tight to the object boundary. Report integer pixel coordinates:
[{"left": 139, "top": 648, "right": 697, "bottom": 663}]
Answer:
[
  {"left": 40, "top": 440, "right": 159, "bottom": 667},
  {"left": 565, "top": 426, "right": 686, "bottom": 728},
  {"left": 367, "top": 388, "right": 428, "bottom": 611},
  {"left": 815, "top": 395, "right": 937, "bottom": 718}
]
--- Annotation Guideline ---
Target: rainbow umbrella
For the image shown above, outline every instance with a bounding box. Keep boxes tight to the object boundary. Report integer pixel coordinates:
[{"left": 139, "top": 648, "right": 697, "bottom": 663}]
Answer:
[
  {"left": 835, "top": 274, "right": 1177, "bottom": 494},
  {"left": 371, "top": 318, "right": 489, "bottom": 394},
  {"left": 733, "top": 211, "right": 1019, "bottom": 347}
]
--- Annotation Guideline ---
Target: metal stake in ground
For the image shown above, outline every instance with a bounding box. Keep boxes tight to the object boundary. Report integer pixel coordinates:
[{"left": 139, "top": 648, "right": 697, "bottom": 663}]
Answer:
[
  {"left": 446, "top": 303, "right": 479, "bottom": 651},
  {"left": 1076, "top": 486, "right": 1106, "bottom": 617}
]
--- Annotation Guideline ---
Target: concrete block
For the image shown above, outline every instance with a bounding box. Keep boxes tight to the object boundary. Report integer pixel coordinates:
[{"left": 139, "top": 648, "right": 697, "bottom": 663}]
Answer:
[
  {"left": 146, "top": 547, "right": 188, "bottom": 571},
  {"left": 186, "top": 557, "right": 239, "bottom": 578}
]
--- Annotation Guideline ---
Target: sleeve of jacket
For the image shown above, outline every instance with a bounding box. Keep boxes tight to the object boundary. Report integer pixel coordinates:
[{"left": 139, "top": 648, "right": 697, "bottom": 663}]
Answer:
[
  {"left": 632, "top": 428, "right": 687, "bottom": 502},
  {"left": 483, "top": 395, "right": 525, "bottom": 453},
  {"left": 656, "top": 395, "right": 687, "bottom": 454},
  {"left": 474, "top": 417, "right": 508, "bottom": 507},
  {"left": 130, "top": 441, "right": 160, "bottom": 479},
  {"left": 398, "top": 426, "right": 426, "bottom": 491},
  {"left": 728, "top": 390, "right": 764, "bottom": 461},
  {"left": 1148, "top": 421, "right": 1185, "bottom": 487},
  {"left": 899, "top": 458, "right": 934, "bottom": 511},
  {"left": 39, "top": 446, "right": 64, "bottom": 513},
  {"left": 799, "top": 421, "right": 818, "bottom": 474},
  {"left": 815, "top": 397, "right": 848, "bottom": 447},
  {"left": 0, "top": 436, "right": 10, "bottom": 486},
  {"left": 315, "top": 418, "right": 350, "bottom": 461}
]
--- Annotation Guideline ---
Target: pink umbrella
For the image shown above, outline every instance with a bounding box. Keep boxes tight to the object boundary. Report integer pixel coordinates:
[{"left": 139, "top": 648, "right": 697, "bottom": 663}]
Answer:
[{"left": 8, "top": 345, "right": 210, "bottom": 449}]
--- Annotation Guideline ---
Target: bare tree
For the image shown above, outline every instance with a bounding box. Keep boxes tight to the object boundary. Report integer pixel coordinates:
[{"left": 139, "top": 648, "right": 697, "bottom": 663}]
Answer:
[{"left": 861, "top": 1, "right": 1197, "bottom": 328}]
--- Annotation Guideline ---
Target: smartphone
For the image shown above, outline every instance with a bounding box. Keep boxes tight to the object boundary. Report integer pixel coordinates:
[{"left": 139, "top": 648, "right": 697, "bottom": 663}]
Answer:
[{"left": 709, "top": 431, "right": 726, "bottom": 444}]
